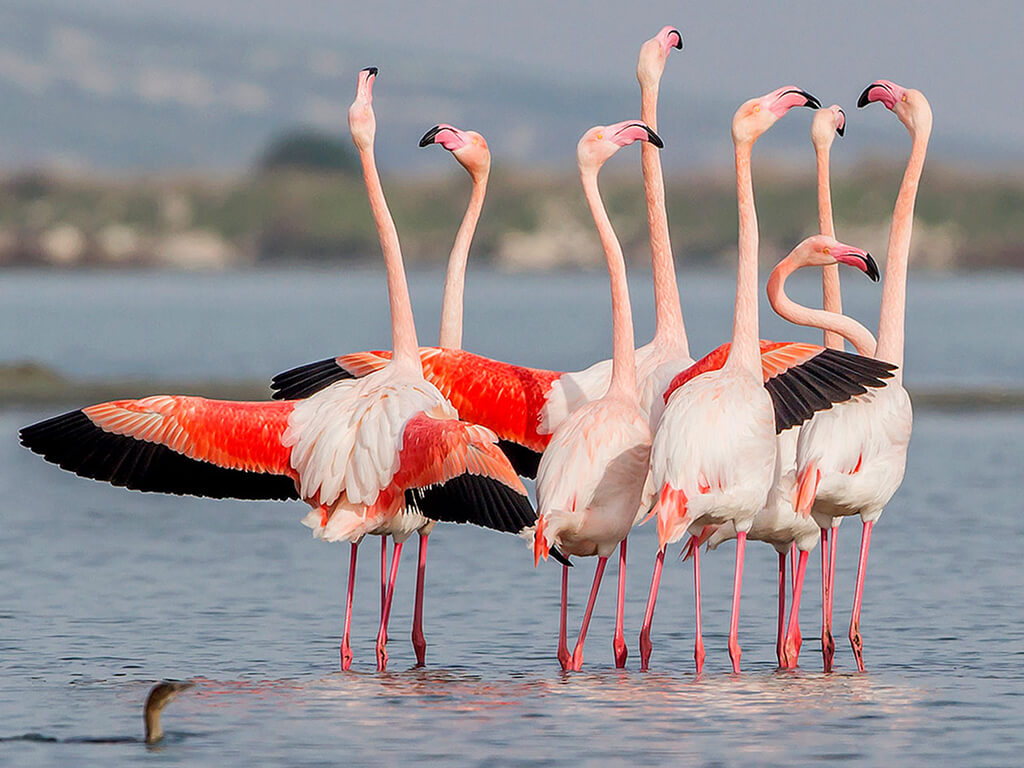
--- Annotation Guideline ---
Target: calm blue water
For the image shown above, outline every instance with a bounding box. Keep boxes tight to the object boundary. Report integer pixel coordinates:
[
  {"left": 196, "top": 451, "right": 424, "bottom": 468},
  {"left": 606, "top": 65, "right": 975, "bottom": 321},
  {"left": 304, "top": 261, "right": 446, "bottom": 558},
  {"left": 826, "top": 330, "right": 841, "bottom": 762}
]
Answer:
[{"left": 2, "top": 269, "right": 1023, "bottom": 766}]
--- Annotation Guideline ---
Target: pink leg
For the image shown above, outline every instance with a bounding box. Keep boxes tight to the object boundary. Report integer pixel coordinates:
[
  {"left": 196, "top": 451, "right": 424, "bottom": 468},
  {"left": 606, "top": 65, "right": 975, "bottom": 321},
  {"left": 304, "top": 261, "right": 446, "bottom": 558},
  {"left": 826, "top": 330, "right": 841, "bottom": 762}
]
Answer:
[
  {"left": 613, "top": 540, "right": 628, "bottom": 669},
  {"left": 727, "top": 532, "right": 747, "bottom": 674},
  {"left": 570, "top": 557, "right": 608, "bottom": 671},
  {"left": 638, "top": 549, "right": 665, "bottom": 671},
  {"left": 376, "top": 540, "right": 403, "bottom": 672},
  {"left": 557, "top": 564, "right": 570, "bottom": 671},
  {"left": 341, "top": 541, "right": 358, "bottom": 671},
  {"left": 380, "top": 536, "right": 388, "bottom": 621},
  {"left": 789, "top": 542, "right": 798, "bottom": 594},
  {"left": 783, "top": 549, "right": 809, "bottom": 668},
  {"left": 411, "top": 533, "right": 429, "bottom": 667},
  {"left": 849, "top": 520, "right": 874, "bottom": 672},
  {"left": 776, "top": 550, "right": 787, "bottom": 668},
  {"left": 693, "top": 542, "right": 705, "bottom": 675},
  {"left": 823, "top": 526, "right": 838, "bottom": 672}
]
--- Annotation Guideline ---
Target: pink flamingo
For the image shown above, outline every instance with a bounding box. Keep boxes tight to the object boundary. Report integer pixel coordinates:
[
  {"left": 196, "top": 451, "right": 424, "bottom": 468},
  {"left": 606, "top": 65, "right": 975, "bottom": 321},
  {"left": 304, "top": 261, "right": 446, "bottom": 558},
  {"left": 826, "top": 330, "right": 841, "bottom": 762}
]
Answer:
[
  {"left": 402, "top": 121, "right": 491, "bottom": 666},
  {"left": 793, "top": 80, "right": 930, "bottom": 671},
  {"left": 19, "top": 68, "right": 537, "bottom": 673},
  {"left": 764, "top": 234, "right": 881, "bottom": 667},
  {"left": 533, "top": 120, "right": 660, "bottom": 671},
  {"left": 639, "top": 86, "right": 823, "bottom": 675}
]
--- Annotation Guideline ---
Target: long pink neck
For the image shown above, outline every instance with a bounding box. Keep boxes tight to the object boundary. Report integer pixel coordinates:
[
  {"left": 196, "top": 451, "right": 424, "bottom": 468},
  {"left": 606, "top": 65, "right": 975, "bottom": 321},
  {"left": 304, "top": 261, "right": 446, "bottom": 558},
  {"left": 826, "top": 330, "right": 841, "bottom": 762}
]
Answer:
[
  {"left": 357, "top": 145, "right": 420, "bottom": 369},
  {"left": 438, "top": 169, "right": 488, "bottom": 350},
  {"left": 640, "top": 80, "right": 687, "bottom": 352},
  {"left": 768, "top": 258, "right": 877, "bottom": 357},
  {"left": 876, "top": 126, "right": 929, "bottom": 379},
  {"left": 816, "top": 142, "right": 844, "bottom": 350},
  {"left": 581, "top": 168, "right": 637, "bottom": 400},
  {"left": 727, "top": 141, "right": 761, "bottom": 373}
]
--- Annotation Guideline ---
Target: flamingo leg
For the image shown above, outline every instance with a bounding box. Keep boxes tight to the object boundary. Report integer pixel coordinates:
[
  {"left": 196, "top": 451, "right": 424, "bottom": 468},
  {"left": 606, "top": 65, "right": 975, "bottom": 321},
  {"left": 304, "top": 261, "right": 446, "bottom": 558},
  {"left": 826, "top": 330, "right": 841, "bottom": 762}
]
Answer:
[
  {"left": 727, "top": 532, "right": 747, "bottom": 674},
  {"left": 411, "top": 532, "right": 429, "bottom": 667},
  {"left": 376, "top": 539, "right": 403, "bottom": 672},
  {"left": 849, "top": 520, "right": 874, "bottom": 672},
  {"left": 613, "top": 539, "right": 628, "bottom": 669},
  {"left": 776, "top": 550, "right": 787, "bottom": 668},
  {"left": 340, "top": 541, "right": 358, "bottom": 671},
  {"left": 693, "top": 542, "right": 705, "bottom": 676},
  {"left": 789, "top": 542, "right": 798, "bottom": 594},
  {"left": 380, "top": 536, "right": 388, "bottom": 621},
  {"left": 638, "top": 548, "right": 665, "bottom": 671},
  {"left": 570, "top": 556, "right": 608, "bottom": 671},
  {"left": 783, "top": 548, "right": 809, "bottom": 668},
  {"left": 557, "top": 564, "right": 570, "bottom": 671},
  {"left": 823, "top": 526, "right": 838, "bottom": 672}
]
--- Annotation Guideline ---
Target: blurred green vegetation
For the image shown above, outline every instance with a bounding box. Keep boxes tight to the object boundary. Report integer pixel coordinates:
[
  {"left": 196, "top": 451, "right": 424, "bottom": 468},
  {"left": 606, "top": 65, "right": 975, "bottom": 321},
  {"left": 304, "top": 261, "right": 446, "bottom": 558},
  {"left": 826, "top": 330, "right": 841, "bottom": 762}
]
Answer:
[{"left": 0, "top": 159, "right": 1020, "bottom": 269}]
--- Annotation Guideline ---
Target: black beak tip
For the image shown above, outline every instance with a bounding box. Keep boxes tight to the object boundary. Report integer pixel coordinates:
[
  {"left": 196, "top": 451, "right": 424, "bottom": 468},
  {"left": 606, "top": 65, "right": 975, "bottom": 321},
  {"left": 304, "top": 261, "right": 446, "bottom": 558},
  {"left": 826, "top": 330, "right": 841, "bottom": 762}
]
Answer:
[
  {"left": 857, "top": 85, "right": 873, "bottom": 108},
  {"left": 418, "top": 125, "right": 442, "bottom": 148},
  {"left": 864, "top": 253, "right": 880, "bottom": 282},
  {"left": 836, "top": 123, "right": 846, "bottom": 137},
  {"left": 645, "top": 126, "right": 665, "bottom": 149},
  {"left": 803, "top": 92, "right": 822, "bottom": 110},
  {"left": 669, "top": 28, "right": 683, "bottom": 49},
  {"left": 362, "top": 66, "right": 378, "bottom": 77}
]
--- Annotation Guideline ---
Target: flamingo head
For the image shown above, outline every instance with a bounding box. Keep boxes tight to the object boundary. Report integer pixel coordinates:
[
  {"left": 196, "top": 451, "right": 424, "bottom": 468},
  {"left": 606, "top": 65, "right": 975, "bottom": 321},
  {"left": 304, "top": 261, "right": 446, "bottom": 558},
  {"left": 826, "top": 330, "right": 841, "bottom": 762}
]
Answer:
[
  {"left": 796, "top": 235, "right": 879, "bottom": 281},
  {"left": 637, "top": 25, "right": 683, "bottom": 88},
  {"left": 858, "top": 79, "right": 932, "bottom": 137},
  {"left": 419, "top": 123, "right": 490, "bottom": 181},
  {"left": 577, "top": 121, "right": 663, "bottom": 172},
  {"left": 348, "top": 66, "right": 378, "bottom": 151},
  {"left": 732, "top": 86, "right": 820, "bottom": 145},
  {"left": 811, "top": 105, "right": 846, "bottom": 149}
]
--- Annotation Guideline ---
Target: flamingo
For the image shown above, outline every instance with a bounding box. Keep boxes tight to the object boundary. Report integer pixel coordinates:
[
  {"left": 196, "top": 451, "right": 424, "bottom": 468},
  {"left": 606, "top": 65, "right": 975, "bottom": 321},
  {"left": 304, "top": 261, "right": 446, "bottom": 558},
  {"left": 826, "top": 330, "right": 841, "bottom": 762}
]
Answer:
[
  {"left": 638, "top": 85, "right": 826, "bottom": 675},
  {"left": 19, "top": 68, "right": 540, "bottom": 673},
  {"left": 792, "top": 80, "right": 930, "bottom": 671},
  {"left": 270, "top": 30, "right": 892, "bottom": 467},
  {"left": 533, "top": 120, "right": 661, "bottom": 672}
]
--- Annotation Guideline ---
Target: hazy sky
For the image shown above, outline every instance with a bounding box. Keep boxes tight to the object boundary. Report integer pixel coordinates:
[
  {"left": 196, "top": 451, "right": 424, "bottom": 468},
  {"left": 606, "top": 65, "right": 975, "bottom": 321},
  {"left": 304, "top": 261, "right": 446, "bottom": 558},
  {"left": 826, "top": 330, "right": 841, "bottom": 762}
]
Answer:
[{"left": 40, "top": 0, "right": 1023, "bottom": 153}]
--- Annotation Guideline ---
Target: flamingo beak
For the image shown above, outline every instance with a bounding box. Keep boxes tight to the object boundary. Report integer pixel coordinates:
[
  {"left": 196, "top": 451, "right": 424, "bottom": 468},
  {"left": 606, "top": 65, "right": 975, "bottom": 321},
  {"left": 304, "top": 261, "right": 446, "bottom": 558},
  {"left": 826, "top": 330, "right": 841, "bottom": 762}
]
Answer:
[
  {"left": 419, "top": 125, "right": 443, "bottom": 147},
  {"left": 768, "top": 88, "right": 821, "bottom": 117},
  {"left": 613, "top": 122, "right": 664, "bottom": 148},
  {"left": 836, "top": 108, "right": 846, "bottom": 137},
  {"left": 837, "top": 250, "right": 880, "bottom": 281},
  {"left": 858, "top": 79, "right": 904, "bottom": 110}
]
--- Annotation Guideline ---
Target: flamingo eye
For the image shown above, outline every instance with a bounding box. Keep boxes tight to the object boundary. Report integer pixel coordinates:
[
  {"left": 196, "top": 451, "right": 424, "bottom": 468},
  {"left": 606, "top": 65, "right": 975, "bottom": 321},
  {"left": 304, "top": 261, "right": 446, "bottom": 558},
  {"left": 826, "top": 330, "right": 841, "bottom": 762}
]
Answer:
[
  {"left": 753, "top": 105, "right": 761, "bottom": 113},
  {"left": 596, "top": 133, "right": 603, "bottom": 140},
  {"left": 823, "top": 247, "right": 831, "bottom": 255}
]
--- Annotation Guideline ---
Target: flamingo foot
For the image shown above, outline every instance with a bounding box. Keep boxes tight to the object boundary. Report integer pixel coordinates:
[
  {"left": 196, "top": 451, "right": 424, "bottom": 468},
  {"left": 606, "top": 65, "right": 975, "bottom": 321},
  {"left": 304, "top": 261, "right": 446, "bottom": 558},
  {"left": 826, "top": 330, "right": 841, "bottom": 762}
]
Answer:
[
  {"left": 728, "top": 638, "right": 742, "bottom": 674},
  {"left": 557, "top": 643, "right": 571, "bottom": 672},
  {"left": 570, "top": 646, "right": 585, "bottom": 672},
  {"left": 639, "top": 630, "right": 653, "bottom": 671},
  {"left": 694, "top": 638, "right": 706, "bottom": 677},
  {"left": 613, "top": 636, "right": 628, "bottom": 669},
  {"left": 341, "top": 640, "right": 353, "bottom": 671},
  {"left": 412, "top": 628, "right": 426, "bottom": 668},
  {"left": 850, "top": 623, "right": 866, "bottom": 672},
  {"left": 783, "top": 629, "right": 803, "bottom": 669},
  {"left": 822, "top": 630, "right": 836, "bottom": 672},
  {"left": 376, "top": 635, "right": 388, "bottom": 672}
]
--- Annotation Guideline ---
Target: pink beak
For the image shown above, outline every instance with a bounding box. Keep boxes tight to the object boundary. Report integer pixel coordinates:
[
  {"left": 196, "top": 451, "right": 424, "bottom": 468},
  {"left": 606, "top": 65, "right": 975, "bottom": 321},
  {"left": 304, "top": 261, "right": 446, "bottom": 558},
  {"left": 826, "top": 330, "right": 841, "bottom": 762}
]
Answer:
[
  {"left": 768, "top": 86, "right": 821, "bottom": 117},
  {"left": 835, "top": 249, "right": 880, "bottom": 281},
  {"left": 657, "top": 25, "right": 684, "bottom": 55},
  {"left": 858, "top": 79, "right": 905, "bottom": 111},
  {"left": 357, "top": 66, "right": 377, "bottom": 100},
  {"left": 419, "top": 123, "right": 467, "bottom": 151},
  {"left": 835, "top": 107, "right": 847, "bottom": 136},
  {"left": 608, "top": 120, "right": 664, "bottom": 148}
]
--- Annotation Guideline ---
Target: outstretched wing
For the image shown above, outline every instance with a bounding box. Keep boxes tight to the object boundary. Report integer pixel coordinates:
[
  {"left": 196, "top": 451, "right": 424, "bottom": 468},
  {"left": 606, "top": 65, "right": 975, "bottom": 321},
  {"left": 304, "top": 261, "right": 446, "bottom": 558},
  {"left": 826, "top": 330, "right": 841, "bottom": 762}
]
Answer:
[
  {"left": 396, "top": 414, "right": 537, "bottom": 535},
  {"left": 19, "top": 396, "right": 299, "bottom": 500},
  {"left": 272, "top": 348, "right": 562, "bottom": 478},
  {"left": 663, "top": 341, "right": 898, "bottom": 433}
]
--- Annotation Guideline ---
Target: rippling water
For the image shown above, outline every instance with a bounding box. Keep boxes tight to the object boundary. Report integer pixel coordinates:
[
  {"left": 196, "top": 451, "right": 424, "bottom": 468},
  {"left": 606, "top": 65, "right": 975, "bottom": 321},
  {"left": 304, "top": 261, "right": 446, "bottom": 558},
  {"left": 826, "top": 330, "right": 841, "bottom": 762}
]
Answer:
[{"left": 2, "top": 269, "right": 1023, "bottom": 765}]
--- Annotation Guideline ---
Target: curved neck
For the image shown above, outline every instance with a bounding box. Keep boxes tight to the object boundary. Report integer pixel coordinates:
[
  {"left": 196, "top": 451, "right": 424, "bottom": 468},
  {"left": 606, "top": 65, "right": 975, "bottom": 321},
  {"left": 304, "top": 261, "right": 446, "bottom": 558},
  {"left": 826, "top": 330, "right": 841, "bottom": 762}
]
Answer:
[
  {"left": 357, "top": 145, "right": 420, "bottom": 369},
  {"left": 876, "top": 127, "right": 930, "bottom": 378},
  {"left": 728, "top": 141, "right": 761, "bottom": 373},
  {"left": 580, "top": 168, "right": 637, "bottom": 400},
  {"left": 438, "top": 169, "right": 488, "bottom": 350},
  {"left": 640, "top": 80, "right": 688, "bottom": 352},
  {"left": 768, "top": 258, "right": 877, "bottom": 357},
  {"left": 816, "top": 142, "right": 844, "bottom": 350}
]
